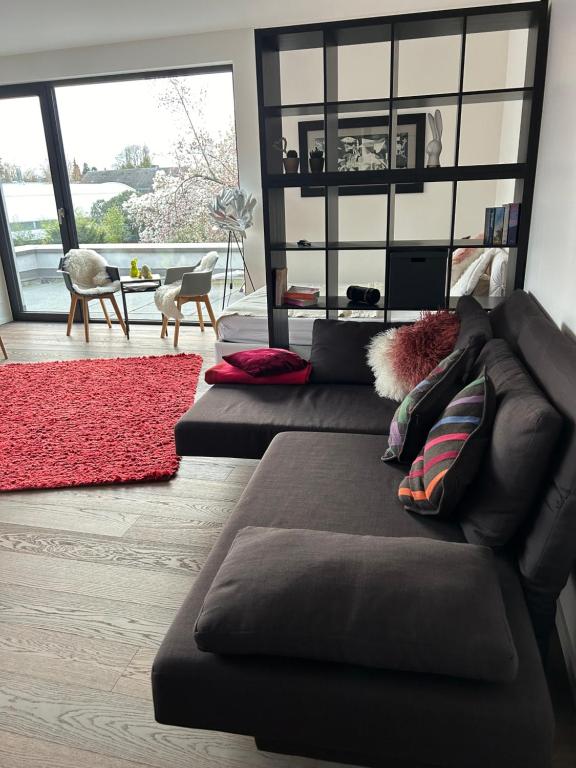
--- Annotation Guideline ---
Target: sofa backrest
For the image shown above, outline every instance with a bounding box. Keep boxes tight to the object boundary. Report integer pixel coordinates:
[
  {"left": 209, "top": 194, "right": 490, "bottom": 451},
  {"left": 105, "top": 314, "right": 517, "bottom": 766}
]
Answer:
[{"left": 490, "top": 290, "right": 576, "bottom": 646}]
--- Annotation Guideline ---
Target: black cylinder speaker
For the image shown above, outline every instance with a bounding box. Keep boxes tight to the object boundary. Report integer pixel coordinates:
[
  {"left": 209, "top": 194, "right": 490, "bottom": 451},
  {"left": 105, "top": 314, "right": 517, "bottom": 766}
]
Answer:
[{"left": 346, "top": 285, "right": 381, "bottom": 305}]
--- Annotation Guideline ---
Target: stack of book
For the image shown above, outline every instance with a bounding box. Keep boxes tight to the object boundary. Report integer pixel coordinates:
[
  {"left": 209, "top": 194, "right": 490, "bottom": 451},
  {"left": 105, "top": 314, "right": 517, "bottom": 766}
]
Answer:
[
  {"left": 283, "top": 285, "right": 320, "bottom": 307},
  {"left": 483, "top": 203, "right": 520, "bottom": 246}
]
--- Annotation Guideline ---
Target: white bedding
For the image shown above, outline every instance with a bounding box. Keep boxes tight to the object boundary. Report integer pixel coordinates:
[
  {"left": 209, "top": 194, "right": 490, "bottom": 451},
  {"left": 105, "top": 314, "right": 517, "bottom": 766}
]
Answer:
[{"left": 216, "top": 286, "right": 386, "bottom": 345}]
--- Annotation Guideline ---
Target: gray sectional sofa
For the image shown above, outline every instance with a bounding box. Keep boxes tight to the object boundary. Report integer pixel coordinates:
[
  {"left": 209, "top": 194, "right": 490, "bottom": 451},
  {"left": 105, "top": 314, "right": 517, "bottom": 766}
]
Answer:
[{"left": 154, "top": 291, "right": 576, "bottom": 768}]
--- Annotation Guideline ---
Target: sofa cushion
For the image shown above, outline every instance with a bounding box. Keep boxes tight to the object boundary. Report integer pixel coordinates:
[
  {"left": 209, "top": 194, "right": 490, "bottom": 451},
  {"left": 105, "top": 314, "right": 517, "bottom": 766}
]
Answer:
[
  {"left": 205, "top": 361, "right": 312, "bottom": 385},
  {"left": 460, "top": 340, "right": 562, "bottom": 547},
  {"left": 515, "top": 312, "right": 576, "bottom": 612},
  {"left": 153, "top": 432, "right": 554, "bottom": 768},
  {"left": 175, "top": 385, "right": 397, "bottom": 459},
  {"left": 223, "top": 347, "right": 308, "bottom": 376},
  {"left": 455, "top": 295, "right": 493, "bottom": 348},
  {"left": 399, "top": 374, "right": 495, "bottom": 517},
  {"left": 195, "top": 526, "right": 518, "bottom": 682},
  {"left": 489, "top": 289, "right": 542, "bottom": 349},
  {"left": 383, "top": 345, "right": 477, "bottom": 464},
  {"left": 367, "top": 311, "right": 460, "bottom": 398},
  {"left": 309, "top": 319, "right": 384, "bottom": 384}
]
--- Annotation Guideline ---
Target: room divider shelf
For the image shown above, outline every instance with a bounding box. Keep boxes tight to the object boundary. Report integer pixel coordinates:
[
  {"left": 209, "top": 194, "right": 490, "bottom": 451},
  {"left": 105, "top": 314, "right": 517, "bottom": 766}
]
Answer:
[
  {"left": 256, "top": 0, "right": 549, "bottom": 347},
  {"left": 266, "top": 164, "right": 527, "bottom": 188},
  {"left": 265, "top": 88, "right": 533, "bottom": 116},
  {"left": 270, "top": 241, "right": 388, "bottom": 251},
  {"left": 275, "top": 296, "right": 387, "bottom": 311},
  {"left": 270, "top": 239, "right": 508, "bottom": 252}
]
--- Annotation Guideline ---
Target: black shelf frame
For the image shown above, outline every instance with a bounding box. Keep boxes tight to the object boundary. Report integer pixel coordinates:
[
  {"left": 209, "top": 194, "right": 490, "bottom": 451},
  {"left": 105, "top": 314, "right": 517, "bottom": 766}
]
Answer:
[{"left": 255, "top": 0, "right": 549, "bottom": 347}]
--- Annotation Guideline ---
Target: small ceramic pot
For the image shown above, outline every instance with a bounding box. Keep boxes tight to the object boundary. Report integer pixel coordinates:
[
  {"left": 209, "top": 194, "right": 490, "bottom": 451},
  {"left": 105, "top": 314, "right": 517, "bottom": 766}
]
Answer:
[
  {"left": 309, "top": 157, "right": 325, "bottom": 173},
  {"left": 283, "top": 156, "right": 300, "bottom": 173}
]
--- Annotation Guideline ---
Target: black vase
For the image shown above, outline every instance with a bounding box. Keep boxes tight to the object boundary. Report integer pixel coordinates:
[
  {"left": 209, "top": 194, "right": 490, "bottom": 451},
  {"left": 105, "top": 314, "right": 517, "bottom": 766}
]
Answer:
[{"left": 309, "top": 157, "right": 325, "bottom": 173}]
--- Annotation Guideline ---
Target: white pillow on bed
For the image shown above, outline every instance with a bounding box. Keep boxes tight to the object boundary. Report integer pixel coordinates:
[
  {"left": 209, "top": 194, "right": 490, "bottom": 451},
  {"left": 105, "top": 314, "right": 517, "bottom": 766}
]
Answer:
[
  {"left": 489, "top": 250, "right": 508, "bottom": 297},
  {"left": 451, "top": 248, "right": 499, "bottom": 297}
]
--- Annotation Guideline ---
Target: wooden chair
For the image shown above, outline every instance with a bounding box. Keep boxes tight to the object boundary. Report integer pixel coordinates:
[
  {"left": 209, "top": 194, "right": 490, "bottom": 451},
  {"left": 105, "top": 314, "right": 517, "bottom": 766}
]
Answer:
[
  {"left": 160, "top": 255, "right": 219, "bottom": 346},
  {"left": 0, "top": 335, "right": 6, "bottom": 360},
  {"left": 59, "top": 258, "right": 127, "bottom": 343}
]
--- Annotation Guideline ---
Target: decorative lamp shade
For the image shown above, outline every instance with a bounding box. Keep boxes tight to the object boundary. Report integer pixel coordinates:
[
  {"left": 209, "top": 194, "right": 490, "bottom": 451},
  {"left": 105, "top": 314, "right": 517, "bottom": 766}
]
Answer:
[{"left": 210, "top": 188, "right": 257, "bottom": 235}]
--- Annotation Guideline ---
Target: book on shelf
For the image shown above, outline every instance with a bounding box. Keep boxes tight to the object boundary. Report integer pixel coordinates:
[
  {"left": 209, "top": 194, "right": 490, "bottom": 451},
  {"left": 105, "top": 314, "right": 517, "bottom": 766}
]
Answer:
[
  {"left": 506, "top": 203, "right": 520, "bottom": 246},
  {"left": 274, "top": 267, "right": 288, "bottom": 306},
  {"left": 502, "top": 204, "right": 511, "bottom": 245},
  {"left": 283, "top": 284, "right": 320, "bottom": 307},
  {"left": 284, "top": 285, "right": 320, "bottom": 299},
  {"left": 283, "top": 298, "right": 319, "bottom": 307},
  {"left": 484, "top": 203, "right": 521, "bottom": 247},
  {"left": 484, "top": 208, "right": 495, "bottom": 245},
  {"left": 492, "top": 206, "right": 505, "bottom": 246}
]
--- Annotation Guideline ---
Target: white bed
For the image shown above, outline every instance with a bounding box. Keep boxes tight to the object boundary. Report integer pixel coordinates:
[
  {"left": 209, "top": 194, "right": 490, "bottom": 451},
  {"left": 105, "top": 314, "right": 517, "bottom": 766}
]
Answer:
[
  {"left": 213, "top": 250, "right": 505, "bottom": 357},
  {"left": 215, "top": 285, "right": 384, "bottom": 349}
]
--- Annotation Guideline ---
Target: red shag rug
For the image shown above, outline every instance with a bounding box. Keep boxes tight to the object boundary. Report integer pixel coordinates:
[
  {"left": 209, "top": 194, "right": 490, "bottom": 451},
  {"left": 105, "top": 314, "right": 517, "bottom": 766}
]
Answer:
[{"left": 0, "top": 354, "right": 202, "bottom": 492}]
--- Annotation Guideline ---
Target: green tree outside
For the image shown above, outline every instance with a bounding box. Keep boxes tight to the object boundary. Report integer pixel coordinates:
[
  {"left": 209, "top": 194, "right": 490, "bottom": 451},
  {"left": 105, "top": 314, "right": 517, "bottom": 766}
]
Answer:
[{"left": 90, "top": 190, "right": 140, "bottom": 242}]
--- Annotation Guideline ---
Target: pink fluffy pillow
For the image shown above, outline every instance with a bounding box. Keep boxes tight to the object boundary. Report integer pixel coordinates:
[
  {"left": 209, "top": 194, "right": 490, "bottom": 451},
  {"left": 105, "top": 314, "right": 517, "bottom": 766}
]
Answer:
[{"left": 390, "top": 311, "right": 460, "bottom": 392}]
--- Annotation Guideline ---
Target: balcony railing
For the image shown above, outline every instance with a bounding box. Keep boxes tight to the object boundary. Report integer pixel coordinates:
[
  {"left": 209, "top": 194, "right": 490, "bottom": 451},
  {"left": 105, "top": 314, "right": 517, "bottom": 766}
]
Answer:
[{"left": 13, "top": 242, "right": 246, "bottom": 320}]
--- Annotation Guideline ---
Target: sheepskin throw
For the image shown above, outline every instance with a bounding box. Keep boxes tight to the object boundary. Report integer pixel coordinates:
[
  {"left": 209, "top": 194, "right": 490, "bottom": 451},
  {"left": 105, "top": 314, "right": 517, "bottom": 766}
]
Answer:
[
  {"left": 156, "top": 283, "right": 185, "bottom": 321},
  {"left": 367, "top": 311, "right": 460, "bottom": 399},
  {"left": 154, "top": 252, "right": 219, "bottom": 321},
  {"left": 64, "top": 249, "right": 119, "bottom": 294},
  {"left": 366, "top": 328, "right": 407, "bottom": 400}
]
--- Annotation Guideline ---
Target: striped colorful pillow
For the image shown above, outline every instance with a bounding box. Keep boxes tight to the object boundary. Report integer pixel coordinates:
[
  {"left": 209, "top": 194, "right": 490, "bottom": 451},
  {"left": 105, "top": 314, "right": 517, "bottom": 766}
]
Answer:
[
  {"left": 383, "top": 346, "right": 476, "bottom": 464},
  {"left": 398, "top": 374, "right": 495, "bottom": 518}
]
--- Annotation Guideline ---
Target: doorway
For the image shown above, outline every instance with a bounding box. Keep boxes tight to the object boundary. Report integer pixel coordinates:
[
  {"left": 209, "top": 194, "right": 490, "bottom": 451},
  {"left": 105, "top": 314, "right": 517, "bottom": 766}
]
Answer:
[{"left": 0, "top": 67, "right": 239, "bottom": 323}]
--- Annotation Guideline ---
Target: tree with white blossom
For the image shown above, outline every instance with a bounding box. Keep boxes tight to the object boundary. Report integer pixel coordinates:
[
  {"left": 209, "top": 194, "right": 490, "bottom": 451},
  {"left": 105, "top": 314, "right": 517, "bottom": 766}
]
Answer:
[{"left": 123, "top": 78, "right": 238, "bottom": 243}]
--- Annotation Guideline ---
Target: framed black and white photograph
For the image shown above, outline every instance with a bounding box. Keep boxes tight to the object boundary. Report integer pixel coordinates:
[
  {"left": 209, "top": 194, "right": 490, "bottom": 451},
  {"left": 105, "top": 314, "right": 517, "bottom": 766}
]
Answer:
[{"left": 298, "top": 114, "right": 426, "bottom": 196}]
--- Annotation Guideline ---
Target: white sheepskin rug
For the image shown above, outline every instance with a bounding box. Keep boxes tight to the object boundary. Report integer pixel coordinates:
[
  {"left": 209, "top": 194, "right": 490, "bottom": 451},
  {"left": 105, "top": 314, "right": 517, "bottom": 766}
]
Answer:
[
  {"left": 366, "top": 328, "right": 409, "bottom": 401},
  {"left": 64, "top": 249, "right": 119, "bottom": 294},
  {"left": 154, "top": 252, "right": 219, "bottom": 321},
  {"left": 155, "top": 283, "right": 185, "bottom": 321}
]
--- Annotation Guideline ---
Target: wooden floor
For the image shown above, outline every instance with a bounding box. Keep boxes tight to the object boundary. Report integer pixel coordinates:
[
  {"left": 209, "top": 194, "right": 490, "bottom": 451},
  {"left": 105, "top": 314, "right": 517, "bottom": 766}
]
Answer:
[{"left": 0, "top": 320, "right": 574, "bottom": 768}]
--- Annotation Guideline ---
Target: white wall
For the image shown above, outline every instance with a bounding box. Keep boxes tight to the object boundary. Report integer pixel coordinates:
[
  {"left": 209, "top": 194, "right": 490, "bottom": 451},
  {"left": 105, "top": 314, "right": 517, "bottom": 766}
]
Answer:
[
  {"left": 0, "top": 27, "right": 264, "bottom": 323},
  {"left": 524, "top": 0, "right": 576, "bottom": 679}
]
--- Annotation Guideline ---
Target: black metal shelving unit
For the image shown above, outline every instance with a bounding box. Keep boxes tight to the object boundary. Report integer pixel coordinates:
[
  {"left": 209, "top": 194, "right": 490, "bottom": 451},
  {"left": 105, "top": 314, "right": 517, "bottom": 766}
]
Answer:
[{"left": 255, "top": 1, "right": 549, "bottom": 347}]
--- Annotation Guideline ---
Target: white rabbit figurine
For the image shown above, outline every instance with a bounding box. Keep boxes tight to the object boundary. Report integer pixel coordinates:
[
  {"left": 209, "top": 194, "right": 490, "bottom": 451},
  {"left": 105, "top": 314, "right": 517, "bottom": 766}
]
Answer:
[{"left": 426, "top": 109, "right": 443, "bottom": 168}]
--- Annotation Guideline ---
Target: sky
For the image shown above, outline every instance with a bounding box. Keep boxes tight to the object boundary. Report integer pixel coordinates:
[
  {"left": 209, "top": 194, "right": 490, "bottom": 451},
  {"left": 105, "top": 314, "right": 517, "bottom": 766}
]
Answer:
[{"left": 0, "top": 70, "right": 235, "bottom": 172}]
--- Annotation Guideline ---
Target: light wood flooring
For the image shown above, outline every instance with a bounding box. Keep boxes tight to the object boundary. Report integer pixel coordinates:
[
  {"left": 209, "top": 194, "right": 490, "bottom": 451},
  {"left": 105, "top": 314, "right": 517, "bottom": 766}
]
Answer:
[{"left": 0, "top": 320, "right": 574, "bottom": 768}]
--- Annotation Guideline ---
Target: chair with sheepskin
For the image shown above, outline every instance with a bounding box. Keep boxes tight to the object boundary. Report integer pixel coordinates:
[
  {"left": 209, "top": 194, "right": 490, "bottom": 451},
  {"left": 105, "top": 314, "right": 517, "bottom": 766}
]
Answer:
[
  {"left": 156, "top": 252, "right": 219, "bottom": 346},
  {"left": 59, "top": 249, "right": 127, "bottom": 342}
]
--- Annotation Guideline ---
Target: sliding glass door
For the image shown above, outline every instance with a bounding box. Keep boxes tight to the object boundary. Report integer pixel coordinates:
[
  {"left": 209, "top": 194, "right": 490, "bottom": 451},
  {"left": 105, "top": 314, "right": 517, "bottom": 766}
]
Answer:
[
  {"left": 0, "top": 67, "right": 239, "bottom": 323},
  {"left": 0, "top": 94, "right": 71, "bottom": 315}
]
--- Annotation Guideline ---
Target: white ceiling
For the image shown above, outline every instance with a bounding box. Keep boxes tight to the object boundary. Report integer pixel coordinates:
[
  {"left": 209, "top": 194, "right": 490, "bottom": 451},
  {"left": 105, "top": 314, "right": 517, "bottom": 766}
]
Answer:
[{"left": 0, "top": 0, "right": 522, "bottom": 57}]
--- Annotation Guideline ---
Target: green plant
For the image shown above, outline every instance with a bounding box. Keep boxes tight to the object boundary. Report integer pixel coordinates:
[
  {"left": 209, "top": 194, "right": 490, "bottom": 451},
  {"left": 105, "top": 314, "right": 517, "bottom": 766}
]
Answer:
[
  {"left": 310, "top": 147, "right": 324, "bottom": 158},
  {"left": 286, "top": 149, "right": 298, "bottom": 158}
]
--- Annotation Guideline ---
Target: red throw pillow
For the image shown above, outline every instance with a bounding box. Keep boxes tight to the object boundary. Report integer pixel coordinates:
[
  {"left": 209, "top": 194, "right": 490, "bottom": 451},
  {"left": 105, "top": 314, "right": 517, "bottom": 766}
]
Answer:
[
  {"left": 205, "top": 362, "right": 312, "bottom": 385},
  {"left": 390, "top": 310, "right": 460, "bottom": 392},
  {"left": 223, "top": 348, "right": 308, "bottom": 377}
]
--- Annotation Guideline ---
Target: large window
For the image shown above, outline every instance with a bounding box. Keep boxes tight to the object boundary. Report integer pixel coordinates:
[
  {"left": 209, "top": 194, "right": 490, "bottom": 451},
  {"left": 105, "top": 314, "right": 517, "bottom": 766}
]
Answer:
[
  {"left": 0, "top": 68, "right": 241, "bottom": 321},
  {"left": 0, "top": 96, "right": 66, "bottom": 313}
]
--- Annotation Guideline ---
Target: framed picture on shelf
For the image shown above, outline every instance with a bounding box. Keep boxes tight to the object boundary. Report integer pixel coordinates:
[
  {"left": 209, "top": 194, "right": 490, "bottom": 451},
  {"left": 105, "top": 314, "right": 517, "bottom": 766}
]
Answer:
[{"left": 298, "top": 114, "right": 426, "bottom": 197}]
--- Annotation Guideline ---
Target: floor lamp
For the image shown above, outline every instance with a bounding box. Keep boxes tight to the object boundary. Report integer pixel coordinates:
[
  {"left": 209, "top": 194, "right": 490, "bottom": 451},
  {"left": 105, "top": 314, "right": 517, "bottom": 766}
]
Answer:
[{"left": 221, "top": 229, "right": 256, "bottom": 310}]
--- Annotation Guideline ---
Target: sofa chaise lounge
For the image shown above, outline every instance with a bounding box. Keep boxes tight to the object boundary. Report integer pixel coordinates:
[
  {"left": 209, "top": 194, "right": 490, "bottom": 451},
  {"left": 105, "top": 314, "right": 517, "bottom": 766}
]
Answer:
[{"left": 153, "top": 291, "right": 576, "bottom": 768}]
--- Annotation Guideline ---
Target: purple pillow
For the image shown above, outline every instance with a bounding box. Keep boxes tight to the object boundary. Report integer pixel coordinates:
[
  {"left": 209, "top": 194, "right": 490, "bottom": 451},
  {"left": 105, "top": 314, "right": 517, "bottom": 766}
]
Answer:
[{"left": 223, "top": 348, "right": 308, "bottom": 377}]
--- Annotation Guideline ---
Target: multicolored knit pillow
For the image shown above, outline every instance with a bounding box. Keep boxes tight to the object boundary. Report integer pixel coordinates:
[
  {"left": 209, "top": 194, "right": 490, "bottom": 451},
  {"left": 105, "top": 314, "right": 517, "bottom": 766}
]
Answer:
[
  {"left": 398, "top": 374, "right": 495, "bottom": 518},
  {"left": 383, "top": 345, "right": 476, "bottom": 464}
]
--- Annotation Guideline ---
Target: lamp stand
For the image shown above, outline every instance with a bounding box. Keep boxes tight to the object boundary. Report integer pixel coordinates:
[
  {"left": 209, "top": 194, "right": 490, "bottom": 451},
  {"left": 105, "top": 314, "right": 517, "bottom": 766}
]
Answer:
[{"left": 221, "top": 230, "right": 256, "bottom": 309}]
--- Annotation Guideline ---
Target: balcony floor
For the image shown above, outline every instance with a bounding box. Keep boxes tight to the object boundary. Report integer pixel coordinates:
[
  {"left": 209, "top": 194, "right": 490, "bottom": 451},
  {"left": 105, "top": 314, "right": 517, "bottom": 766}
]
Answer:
[{"left": 19, "top": 275, "right": 245, "bottom": 320}]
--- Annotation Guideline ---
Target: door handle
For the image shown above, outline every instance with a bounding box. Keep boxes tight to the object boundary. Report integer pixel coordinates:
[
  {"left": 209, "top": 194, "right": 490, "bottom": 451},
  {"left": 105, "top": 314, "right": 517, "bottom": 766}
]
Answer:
[{"left": 57, "top": 207, "right": 65, "bottom": 225}]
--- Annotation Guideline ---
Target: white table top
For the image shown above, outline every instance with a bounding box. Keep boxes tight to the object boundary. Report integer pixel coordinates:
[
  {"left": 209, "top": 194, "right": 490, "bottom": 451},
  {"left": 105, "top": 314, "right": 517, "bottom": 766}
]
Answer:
[
  {"left": 121, "top": 275, "right": 161, "bottom": 284},
  {"left": 120, "top": 275, "right": 161, "bottom": 292}
]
